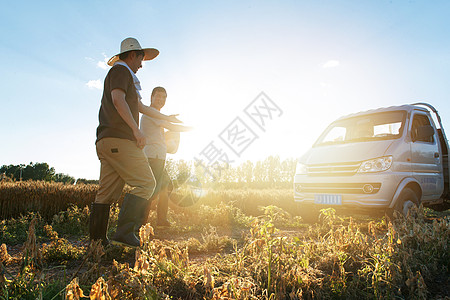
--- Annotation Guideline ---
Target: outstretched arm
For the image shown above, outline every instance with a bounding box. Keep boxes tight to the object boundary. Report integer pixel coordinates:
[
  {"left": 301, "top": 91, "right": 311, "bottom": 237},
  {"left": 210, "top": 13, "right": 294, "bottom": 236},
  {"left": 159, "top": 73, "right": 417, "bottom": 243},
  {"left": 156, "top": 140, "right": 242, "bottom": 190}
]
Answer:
[
  {"left": 139, "top": 100, "right": 182, "bottom": 123},
  {"left": 162, "top": 122, "right": 193, "bottom": 132}
]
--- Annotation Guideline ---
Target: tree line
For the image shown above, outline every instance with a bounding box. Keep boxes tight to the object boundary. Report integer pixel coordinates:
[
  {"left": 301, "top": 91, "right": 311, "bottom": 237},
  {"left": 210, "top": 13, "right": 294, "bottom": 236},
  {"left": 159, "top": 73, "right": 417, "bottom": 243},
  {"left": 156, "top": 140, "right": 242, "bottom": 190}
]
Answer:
[
  {"left": 1, "top": 156, "right": 298, "bottom": 188},
  {"left": 0, "top": 162, "right": 75, "bottom": 184},
  {"left": 165, "top": 156, "right": 298, "bottom": 189}
]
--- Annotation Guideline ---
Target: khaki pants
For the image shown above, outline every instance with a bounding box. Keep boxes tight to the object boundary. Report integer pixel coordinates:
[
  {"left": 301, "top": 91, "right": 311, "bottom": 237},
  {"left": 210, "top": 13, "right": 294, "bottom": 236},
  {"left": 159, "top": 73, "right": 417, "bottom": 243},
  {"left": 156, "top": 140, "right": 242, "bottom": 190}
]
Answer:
[
  {"left": 95, "top": 137, "right": 156, "bottom": 204},
  {"left": 147, "top": 158, "right": 171, "bottom": 221}
]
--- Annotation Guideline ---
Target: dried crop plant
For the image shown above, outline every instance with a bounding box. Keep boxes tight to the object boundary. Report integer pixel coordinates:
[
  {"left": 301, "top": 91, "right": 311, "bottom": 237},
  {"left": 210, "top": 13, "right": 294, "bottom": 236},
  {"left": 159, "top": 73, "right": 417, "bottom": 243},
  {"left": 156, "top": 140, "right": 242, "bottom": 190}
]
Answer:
[
  {"left": 0, "top": 244, "right": 10, "bottom": 264},
  {"left": 64, "top": 277, "right": 86, "bottom": 300},
  {"left": 80, "top": 240, "right": 106, "bottom": 284},
  {"left": 21, "top": 217, "right": 43, "bottom": 270},
  {"left": 89, "top": 277, "right": 111, "bottom": 300}
]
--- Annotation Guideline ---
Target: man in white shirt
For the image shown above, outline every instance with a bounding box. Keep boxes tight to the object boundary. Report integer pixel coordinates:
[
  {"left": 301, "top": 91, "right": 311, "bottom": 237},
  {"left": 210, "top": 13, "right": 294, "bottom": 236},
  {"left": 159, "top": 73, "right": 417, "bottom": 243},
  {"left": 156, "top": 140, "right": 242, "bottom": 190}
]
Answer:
[{"left": 140, "top": 87, "right": 192, "bottom": 226}]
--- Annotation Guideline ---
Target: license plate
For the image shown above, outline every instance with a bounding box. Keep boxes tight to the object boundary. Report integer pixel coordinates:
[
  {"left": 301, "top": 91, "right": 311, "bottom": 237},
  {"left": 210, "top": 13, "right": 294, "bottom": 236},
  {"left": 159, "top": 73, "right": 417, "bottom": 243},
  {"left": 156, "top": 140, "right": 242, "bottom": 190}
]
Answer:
[{"left": 314, "top": 194, "right": 342, "bottom": 205}]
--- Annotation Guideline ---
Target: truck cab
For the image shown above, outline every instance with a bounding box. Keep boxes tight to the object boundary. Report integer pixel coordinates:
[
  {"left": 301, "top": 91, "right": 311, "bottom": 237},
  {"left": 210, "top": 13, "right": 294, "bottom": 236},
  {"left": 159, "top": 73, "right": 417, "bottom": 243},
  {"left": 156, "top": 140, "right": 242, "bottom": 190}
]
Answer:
[{"left": 294, "top": 103, "right": 450, "bottom": 220}]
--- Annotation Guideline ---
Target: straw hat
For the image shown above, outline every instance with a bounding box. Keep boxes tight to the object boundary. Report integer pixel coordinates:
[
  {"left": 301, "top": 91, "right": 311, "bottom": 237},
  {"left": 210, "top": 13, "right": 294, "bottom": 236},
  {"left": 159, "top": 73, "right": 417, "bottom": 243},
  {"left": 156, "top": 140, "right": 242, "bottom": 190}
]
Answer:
[{"left": 107, "top": 37, "right": 159, "bottom": 66}]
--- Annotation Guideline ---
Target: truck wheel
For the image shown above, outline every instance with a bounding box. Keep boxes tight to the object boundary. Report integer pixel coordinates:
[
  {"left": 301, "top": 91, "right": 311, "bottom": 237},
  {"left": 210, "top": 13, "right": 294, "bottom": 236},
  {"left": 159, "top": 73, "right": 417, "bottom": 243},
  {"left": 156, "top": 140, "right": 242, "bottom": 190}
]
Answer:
[{"left": 389, "top": 188, "right": 419, "bottom": 219}]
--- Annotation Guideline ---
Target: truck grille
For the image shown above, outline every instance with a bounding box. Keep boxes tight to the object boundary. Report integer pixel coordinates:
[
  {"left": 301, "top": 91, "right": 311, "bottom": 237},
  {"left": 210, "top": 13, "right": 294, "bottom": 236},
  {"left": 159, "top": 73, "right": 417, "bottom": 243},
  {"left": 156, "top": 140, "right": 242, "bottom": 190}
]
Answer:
[
  {"left": 307, "top": 162, "right": 361, "bottom": 176},
  {"left": 295, "top": 183, "right": 381, "bottom": 194}
]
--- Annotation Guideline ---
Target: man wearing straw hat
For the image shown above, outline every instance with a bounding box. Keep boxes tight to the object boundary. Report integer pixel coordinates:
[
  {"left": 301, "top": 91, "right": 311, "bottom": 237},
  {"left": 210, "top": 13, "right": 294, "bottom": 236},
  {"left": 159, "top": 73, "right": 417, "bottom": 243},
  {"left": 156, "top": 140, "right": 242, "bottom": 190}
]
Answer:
[{"left": 90, "top": 37, "right": 180, "bottom": 248}]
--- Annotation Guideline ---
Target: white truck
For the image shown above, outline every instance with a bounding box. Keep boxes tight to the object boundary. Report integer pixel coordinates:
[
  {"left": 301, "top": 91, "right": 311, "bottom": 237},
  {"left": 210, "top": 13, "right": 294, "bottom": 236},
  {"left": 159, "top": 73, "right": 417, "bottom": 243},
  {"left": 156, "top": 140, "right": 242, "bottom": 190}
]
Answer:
[{"left": 294, "top": 103, "right": 450, "bottom": 220}]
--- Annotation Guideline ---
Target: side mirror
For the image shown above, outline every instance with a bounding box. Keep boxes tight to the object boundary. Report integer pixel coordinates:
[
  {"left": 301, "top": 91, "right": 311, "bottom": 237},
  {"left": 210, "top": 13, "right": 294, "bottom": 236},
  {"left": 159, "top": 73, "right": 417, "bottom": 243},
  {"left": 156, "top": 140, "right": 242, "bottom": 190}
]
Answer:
[{"left": 413, "top": 125, "right": 434, "bottom": 142}]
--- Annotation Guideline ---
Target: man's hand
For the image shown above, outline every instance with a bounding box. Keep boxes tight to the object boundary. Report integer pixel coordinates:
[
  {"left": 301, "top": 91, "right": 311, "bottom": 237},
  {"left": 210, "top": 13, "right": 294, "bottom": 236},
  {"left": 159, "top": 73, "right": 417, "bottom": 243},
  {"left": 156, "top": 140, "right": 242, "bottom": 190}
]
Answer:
[
  {"left": 139, "top": 101, "right": 183, "bottom": 123},
  {"left": 133, "top": 128, "right": 147, "bottom": 149},
  {"left": 168, "top": 114, "right": 182, "bottom": 123}
]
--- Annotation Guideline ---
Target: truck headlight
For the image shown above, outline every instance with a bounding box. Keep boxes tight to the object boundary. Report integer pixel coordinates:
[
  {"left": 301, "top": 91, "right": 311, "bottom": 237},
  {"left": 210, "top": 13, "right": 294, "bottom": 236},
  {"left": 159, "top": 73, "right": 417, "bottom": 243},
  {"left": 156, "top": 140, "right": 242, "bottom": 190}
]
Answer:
[
  {"left": 296, "top": 162, "right": 307, "bottom": 175},
  {"left": 358, "top": 156, "right": 393, "bottom": 173}
]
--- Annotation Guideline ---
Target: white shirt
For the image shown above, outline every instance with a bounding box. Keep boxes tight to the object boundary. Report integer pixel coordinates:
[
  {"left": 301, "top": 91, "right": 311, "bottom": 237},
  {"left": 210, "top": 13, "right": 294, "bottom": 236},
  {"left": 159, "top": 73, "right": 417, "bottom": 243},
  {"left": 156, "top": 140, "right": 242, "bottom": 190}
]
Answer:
[{"left": 140, "top": 107, "right": 170, "bottom": 159}]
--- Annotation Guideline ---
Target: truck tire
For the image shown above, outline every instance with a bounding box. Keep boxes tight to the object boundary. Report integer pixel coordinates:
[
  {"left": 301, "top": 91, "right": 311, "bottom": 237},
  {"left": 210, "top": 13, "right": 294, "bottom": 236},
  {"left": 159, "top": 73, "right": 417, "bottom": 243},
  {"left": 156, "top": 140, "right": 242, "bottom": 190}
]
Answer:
[{"left": 389, "top": 188, "right": 419, "bottom": 219}]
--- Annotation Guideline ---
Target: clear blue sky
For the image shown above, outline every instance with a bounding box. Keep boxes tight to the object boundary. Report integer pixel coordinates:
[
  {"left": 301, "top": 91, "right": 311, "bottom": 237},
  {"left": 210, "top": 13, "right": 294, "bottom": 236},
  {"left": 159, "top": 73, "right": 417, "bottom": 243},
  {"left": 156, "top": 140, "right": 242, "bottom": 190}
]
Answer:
[{"left": 1, "top": 0, "right": 450, "bottom": 179}]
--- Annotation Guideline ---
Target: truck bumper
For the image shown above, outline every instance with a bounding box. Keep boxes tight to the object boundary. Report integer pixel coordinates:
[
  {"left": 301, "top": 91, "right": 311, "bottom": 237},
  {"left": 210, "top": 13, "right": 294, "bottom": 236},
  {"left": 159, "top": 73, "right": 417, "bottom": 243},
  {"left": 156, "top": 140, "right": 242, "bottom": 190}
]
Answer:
[{"left": 294, "top": 173, "right": 405, "bottom": 210}]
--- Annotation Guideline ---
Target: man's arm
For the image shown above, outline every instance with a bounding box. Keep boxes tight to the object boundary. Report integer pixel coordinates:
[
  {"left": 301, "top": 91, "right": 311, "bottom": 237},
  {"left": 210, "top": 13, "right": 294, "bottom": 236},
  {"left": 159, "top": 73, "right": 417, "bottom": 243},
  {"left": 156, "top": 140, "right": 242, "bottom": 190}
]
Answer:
[
  {"left": 138, "top": 100, "right": 182, "bottom": 123},
  {"left": 112, "top": 89, "right": 146, "bottom": 149},
  {"left": 161, "top": 122, "right": 193, "bottom": 132}
]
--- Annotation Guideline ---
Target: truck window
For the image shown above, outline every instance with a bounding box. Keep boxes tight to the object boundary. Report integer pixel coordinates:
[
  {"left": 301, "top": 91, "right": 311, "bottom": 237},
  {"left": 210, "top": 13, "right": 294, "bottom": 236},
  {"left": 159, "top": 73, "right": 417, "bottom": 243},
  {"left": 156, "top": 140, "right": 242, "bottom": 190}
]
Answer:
[
  {"left": 321, "top": 126, "right": 346, "bottom": 143},
  {"left": 411, "top": 114, "right": 434, "bottom": 143},
  {"left": 315, "top": 111, "right": 406, "bottom": 146}
]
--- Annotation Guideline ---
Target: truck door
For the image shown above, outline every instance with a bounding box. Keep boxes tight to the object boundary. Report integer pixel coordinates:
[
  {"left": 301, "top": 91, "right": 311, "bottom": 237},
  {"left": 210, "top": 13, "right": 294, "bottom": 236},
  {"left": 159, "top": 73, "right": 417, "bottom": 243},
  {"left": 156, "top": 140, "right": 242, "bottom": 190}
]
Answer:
[{"left": 410, "top": 112, "right": 444, "bottom": 201}]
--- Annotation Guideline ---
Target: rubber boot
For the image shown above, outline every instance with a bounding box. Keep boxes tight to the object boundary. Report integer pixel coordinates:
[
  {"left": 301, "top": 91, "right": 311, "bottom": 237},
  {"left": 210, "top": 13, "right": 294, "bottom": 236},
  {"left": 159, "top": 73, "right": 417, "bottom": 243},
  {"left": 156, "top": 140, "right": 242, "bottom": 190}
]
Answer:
[
  {"left": 89, "top": 203, "right": 110, "bottom": 247},
  {"left": 138, "top": 196, "right": 154, "bottom": 228},
  {"left": 111, "top": 193, "right": 148, "bottom": 248},
  {"left": 133, "top": 200, "right": 152, "bottom": 238}
]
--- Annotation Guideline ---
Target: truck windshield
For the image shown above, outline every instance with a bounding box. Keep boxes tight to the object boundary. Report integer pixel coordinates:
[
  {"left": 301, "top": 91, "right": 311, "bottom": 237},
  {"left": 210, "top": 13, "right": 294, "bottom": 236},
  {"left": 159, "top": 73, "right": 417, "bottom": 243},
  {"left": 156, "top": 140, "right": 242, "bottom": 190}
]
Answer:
[{"left": 315, "top": 111, "right": 406, "bottom": 146}]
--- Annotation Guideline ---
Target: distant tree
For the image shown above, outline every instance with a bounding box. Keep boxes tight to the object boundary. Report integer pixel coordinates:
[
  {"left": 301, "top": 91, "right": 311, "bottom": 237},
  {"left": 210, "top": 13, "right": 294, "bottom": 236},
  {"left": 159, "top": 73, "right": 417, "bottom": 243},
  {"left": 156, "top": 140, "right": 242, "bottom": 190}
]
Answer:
[
  {"left": 264, "top": 156, "right": 281, "bottom": 183},
  {"left": 193, "top": 162, "right": 212, "bottom": 184},
  {"left": 218, "top": 162, "right": 237, "bottom": 183},
  {"left": 164, "top": 158, "right": 177, "bottom": 180},
  {"left": 239, "top": 160, "right": 254, "bottom": 183},
  {"left": 22, "top": 162, "right": 55, "bottom": 181},
  {"left": 1, "top": 162, "right": 62, "bottom": 182},
  {"left": 53, "top": 173, "right": 75, "bottom": 184},
  {"left": 0, "top": 164, "right": 25, "bottom": 180},
  {"left": 0, "top": 172, "right": 13, "bottom": 182},
  {"left": 280, "top": 158, "right": 297, "bottom": 183},
  {"left": 76, "top": 178, "right": 99, "bottom": 185},
  {"left": 253, "top": 160, "right": 266, "bottom": 183},
  {"left": 175, "top": 159, "right": 192, "bottom": 184}
]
